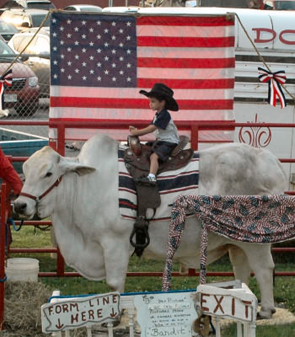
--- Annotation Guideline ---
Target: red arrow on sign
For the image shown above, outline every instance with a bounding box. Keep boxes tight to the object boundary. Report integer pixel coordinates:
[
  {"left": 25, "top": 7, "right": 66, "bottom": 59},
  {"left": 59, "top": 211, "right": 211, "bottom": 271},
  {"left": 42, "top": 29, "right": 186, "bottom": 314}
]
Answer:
[
  {"left": 55, "top": 318, "right": 64, "bottom": 329},
  {"left": 110, "top": 308, "right": 117, "bottom": 317}
]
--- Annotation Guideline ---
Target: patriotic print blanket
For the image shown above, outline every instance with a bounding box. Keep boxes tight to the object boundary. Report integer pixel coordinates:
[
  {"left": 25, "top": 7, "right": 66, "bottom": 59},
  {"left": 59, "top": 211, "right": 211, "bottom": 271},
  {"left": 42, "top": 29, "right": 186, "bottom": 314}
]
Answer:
[
  {"left": 118, "top": 148, "right": 199, "bottom": 221},
  {"left": 162, "top": 194, "right": 295, "bottom": 289}
]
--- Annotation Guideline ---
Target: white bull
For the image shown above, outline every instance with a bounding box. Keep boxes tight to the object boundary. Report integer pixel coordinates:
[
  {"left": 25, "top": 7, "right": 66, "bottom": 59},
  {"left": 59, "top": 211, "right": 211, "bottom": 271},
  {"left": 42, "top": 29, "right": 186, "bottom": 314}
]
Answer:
[{"left": 13, "top": 134, "right": 287, "bottom": 319}]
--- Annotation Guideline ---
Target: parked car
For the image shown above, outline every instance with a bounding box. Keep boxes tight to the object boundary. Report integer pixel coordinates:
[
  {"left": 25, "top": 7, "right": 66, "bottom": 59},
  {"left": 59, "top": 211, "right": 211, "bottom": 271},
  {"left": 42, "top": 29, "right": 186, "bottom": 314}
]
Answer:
[
  {"left": 261, "top": 0, "right": 295, "bottom": 9},
  {"left": 63, "top": 4, "right": 103, "bottom": 12},
  {"left": 0, "top": 36, "right": 40, "bottom": 116},
  {"left": 0, "top": 19, "right": 19, "bottom": 41},
  {"left": 1, "top": 0, "right": 55, "bottom": 10},
  {"left": 0, "top": 8, "right": 50, "bottom": 30},
  {"left": 8, "top": 27, "right": 49, "bottom": 97}
]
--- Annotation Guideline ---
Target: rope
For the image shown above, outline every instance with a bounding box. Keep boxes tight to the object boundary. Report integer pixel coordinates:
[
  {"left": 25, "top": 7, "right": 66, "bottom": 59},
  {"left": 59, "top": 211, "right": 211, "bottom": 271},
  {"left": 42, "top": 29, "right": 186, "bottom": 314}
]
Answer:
[
  {"left": 7, "top": 217, "right": 23, "bottom": 232},
  {"left": 234, "top": 12, "right": 295, "bottom": 103}
]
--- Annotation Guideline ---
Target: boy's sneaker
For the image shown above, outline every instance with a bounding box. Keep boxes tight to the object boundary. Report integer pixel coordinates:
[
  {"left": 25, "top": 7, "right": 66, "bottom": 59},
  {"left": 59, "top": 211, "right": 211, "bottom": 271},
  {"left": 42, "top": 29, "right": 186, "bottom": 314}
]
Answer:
[{"left": 136, "top": 175, "right": 157, "bottom": 186}]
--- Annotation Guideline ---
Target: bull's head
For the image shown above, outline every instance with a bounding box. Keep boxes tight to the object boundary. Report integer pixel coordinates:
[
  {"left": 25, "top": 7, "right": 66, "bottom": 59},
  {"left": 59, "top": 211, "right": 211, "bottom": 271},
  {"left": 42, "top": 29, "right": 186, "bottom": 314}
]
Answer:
[{"left": 13, "top": 146, "right": 95, "bottom": 219}]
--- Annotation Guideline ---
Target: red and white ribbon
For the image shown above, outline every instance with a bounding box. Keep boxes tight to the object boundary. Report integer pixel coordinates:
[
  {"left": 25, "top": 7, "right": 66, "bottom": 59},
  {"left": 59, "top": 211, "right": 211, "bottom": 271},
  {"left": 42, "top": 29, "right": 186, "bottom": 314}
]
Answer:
[
  {"left": 258, "top": 67, "right": 287, "bottom": 109},
  {"left": 0, "top": 69, "right": 12, "bottom": 111}
]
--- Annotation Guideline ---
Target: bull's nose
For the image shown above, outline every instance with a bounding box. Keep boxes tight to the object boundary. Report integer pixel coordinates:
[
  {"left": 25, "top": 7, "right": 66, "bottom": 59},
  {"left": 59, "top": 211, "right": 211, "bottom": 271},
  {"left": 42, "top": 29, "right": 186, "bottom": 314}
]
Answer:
[{"left": 13, "top": 201, "right": 27, "bottom": 214}]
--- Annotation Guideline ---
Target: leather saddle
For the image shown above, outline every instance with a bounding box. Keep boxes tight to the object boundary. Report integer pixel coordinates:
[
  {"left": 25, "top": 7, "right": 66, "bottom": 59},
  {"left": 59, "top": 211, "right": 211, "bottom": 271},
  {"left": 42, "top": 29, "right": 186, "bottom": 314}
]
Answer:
[
  {"left": 124, "top": 135, "right": 194, "bottom": 179},
  {"left": 124, "top": 135, "right": 194, "bottom": 257}
]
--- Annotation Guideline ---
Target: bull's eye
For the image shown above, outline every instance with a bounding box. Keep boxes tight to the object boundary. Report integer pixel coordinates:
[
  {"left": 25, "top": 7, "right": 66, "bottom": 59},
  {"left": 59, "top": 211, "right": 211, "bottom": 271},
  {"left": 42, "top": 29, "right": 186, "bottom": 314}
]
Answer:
[{"left": 45, "top": 172, "right": 52, "bottom": 178}]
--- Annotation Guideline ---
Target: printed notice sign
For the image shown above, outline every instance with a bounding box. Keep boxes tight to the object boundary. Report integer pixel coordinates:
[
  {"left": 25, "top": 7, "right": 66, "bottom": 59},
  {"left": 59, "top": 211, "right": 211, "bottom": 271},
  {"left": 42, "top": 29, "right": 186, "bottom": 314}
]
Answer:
[
  {"left": 41, "top": 292, "right": 120, "bottom": 332},
  {"left": 133, "top": 291, "right": 197, "bottom": 337}
]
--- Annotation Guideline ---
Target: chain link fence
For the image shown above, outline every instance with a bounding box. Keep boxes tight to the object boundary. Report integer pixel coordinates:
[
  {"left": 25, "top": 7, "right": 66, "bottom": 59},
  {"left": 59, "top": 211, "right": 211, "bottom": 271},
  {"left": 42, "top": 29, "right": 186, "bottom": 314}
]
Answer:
[{"left": 0, "top": 27, "right": 49, "bottom": 138}]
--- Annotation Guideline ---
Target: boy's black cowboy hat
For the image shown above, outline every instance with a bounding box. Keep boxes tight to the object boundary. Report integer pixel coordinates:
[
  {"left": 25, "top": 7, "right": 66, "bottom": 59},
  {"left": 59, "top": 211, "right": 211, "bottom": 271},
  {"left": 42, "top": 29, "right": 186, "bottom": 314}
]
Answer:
[{"left": 139, "top": 83, "right": 179, "bottom": 111}]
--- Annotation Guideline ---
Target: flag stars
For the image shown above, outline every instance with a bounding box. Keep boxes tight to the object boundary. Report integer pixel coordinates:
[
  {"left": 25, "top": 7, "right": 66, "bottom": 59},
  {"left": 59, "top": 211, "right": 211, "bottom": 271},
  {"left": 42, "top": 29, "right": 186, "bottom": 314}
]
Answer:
[
  {"left": 60, "top": 41, "right": 64, "bottom": 45},
  {"left": 104, "top": 42, "right": 109, "bottom": 47},
  {"left": 67, "top": 61, "right": 72, "bottom": 66},
  {"left": 126, "top": 36, "right": 131, "bottom": 41},
  {"left": 75, "top": 55, "right": 79, "bottom": 59},
  {"left": 75, "top": 69, "right": 79, "bottom": 73},
  {"left": 67, "top": 33, "right": 72, "bottom": 38},
  {"left": 96, "top": 20, "right": 101, "bottom": 25},
  {"left": 66, "top": 19, "right": 72, "bottom": 24},
  {"left": 127, "top": 77, "right": 132, "bottom": 82},
  {"left": 90, "top": 69, "right": 94, "bottom": 74},
  {"left": 96, "top": 34, "right": 101, "bottom": 39},
  {"left": 96, "top": 48, "right": 101, "bottom": 53},
  {"left": 53, "top": 74, "right": 58, "bottom": 78},
  {"left": 126, "top": 49, "right": 131, "bottom": 54},
  {"left": 112, "top": 77, "right": 117, "bottom": 82},
  {"left": 89, "top": 28, "right": 94, "bottom": 32},
  {"left": 104, "top": 28, "right": 109, "bottom": 33},
  {"left": 67, "top": 47, "right": 72, "bottom": 52},
  {"left": 82, "top": 48, "right": 87, "bottom": 53},
  {"left": 126, "top": 63, "right": 131, "bottom": 68},
  {"left": 82, "top": 62, "right": 87, "bottom": 67},
  {"left": 59, "top": 26, "right": 64, "bottom": 31},
  {"left": 111, "top": 35, "right": 116, "bottom": 40},
  {"left": 61, "top": 54, "right": 65, "bottom": 59},
  {"left": 111, "top": 49, "right": 116, "bottom": 54},
  {"left": 82, "top": 34, "right": 87, "bottom": 39},
  {"left": 53, "top": 46, "right": 57, "bottom": 51},
  {"left": 61, "top": 68, "right": 65, "bottom": 72},
  {"left": 68, "top": 75, "right": 72, "bottom": 80},
  {"left": 112, "top": 63, "right": 116, "bottom": 68},
  {"left": 89, "top": 55, "right": 94, "bottom": 60},
  {"left": 97, "top": 62, "right": 102, "bottom": 67},
  {"left": 97, "top": 76, "right": 101, "bottom": 81},
  {"left": 104, "top": 70, "right": 109, "bottom": 75},
  {"left": 81, "top": 20, "right": 86, "bottom": 25},
  {"left": 82, "top": 76, "right": 87, "bottom": 80},
  {"left": 104, "top": 56, "right": 109, "bottom": 61},
  {"left": 74, "top": 27, "right": 79, "bottom": 32},
  {"left": 75, "top": 41, "right": 79, "bottom": 46},
  {"left": 112, "top": 21, "right": 116, "bottom": 26}
]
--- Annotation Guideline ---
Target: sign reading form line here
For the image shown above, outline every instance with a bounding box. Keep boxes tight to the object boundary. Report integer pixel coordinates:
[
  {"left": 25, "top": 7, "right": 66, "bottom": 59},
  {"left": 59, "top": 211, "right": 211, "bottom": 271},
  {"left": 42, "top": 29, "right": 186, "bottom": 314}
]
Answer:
[{"left": 41, "top": 292, "right": 120, "bottom": 333}]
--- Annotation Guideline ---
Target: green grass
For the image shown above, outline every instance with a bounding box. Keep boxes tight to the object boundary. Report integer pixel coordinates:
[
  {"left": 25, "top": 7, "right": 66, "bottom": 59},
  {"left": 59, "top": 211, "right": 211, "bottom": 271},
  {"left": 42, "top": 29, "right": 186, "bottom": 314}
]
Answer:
[{"left": 6, "top": 225, "right": 295, "bottom": 336}]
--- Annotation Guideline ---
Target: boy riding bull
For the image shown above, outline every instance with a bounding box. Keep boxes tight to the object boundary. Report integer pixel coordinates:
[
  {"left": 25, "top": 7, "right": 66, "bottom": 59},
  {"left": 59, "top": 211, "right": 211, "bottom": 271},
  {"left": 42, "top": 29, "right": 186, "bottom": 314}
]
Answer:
[{"left": 129, "top": 83, "right": 179, "bottom": 186}]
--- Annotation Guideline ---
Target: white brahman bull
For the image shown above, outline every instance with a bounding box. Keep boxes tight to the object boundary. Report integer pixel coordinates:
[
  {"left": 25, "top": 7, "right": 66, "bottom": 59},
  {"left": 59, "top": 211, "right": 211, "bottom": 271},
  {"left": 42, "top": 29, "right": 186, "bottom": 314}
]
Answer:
[{"left": 13, "top": 134, "right": 287, "bottom": 319}]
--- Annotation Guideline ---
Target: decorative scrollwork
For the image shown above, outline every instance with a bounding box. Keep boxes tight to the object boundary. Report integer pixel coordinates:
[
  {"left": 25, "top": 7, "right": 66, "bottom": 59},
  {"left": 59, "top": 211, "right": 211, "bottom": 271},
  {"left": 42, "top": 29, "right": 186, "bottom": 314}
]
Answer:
[{"left": 239, "top": 113, "right": 272, "bottom": 148}]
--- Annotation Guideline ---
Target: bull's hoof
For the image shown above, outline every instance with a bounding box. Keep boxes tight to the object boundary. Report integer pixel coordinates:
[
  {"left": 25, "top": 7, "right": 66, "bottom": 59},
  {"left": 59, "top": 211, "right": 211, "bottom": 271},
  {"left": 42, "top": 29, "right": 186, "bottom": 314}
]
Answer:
[{"left": 257, "top": 307, "right": 276, "bottom": 320}]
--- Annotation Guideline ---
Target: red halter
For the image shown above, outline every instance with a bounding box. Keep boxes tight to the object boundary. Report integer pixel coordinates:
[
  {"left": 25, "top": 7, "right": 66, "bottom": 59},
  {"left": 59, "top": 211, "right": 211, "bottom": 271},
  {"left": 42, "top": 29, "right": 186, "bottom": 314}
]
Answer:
[{"left": 20, "top": 176, "right": 63, "bottom": 203}]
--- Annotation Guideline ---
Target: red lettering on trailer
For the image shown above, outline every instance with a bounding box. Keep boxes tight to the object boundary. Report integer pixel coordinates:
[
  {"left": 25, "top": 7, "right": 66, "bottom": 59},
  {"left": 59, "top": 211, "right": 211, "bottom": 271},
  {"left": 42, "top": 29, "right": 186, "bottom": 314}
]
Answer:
[{"left": 253, "top": 28, "right": 295, "bottom": 45}]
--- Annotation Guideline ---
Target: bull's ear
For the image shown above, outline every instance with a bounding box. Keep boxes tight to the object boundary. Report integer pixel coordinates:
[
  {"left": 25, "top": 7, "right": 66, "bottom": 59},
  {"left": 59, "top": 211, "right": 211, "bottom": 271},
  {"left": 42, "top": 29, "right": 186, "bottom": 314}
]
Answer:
[
  {"left": 74, "top": 166, "right": 96, "bottom": 176},
  {"left": 59, "top": 158, "right": 96, "bottom": 176}
]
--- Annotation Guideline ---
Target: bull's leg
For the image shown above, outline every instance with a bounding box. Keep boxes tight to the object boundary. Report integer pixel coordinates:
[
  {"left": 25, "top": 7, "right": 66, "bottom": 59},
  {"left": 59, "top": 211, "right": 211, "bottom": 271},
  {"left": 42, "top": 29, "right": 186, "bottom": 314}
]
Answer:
[
  {"left": 102, "top": 240, "right": 131, "bottom": 293},
  {"left": 228, "top": 245, "right": 251, "bottom": 284},
  {"left": 237, "top": 243, "right": 275, "bottom": 319}
]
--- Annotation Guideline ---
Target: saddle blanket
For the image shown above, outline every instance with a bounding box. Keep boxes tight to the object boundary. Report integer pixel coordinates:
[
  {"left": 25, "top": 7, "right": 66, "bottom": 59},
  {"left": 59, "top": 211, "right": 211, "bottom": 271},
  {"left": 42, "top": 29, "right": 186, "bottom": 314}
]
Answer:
[{"left": 118, "top": 148, "right": 199, "bottom": 221}]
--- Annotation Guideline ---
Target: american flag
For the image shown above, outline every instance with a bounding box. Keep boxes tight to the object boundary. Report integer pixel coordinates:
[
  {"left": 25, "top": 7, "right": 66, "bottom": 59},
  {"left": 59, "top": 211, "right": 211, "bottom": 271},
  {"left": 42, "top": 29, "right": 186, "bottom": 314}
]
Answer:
[{"left": 49, "top": 12, "right": 235, "bottom": 143}]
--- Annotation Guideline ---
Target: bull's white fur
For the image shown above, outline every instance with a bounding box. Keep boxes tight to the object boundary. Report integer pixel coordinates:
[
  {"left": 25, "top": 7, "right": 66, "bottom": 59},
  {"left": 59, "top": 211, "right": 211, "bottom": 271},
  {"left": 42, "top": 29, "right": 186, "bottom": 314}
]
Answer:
[{"left": 14, "top": 134, "right": 287, "bottom": 319}]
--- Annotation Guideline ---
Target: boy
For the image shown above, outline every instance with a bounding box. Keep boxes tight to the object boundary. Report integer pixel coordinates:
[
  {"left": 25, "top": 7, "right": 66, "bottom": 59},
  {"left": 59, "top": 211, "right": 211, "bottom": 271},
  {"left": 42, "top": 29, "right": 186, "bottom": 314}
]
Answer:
[{"left": 129, "top": 83, "right": 179, "bottom": 185}]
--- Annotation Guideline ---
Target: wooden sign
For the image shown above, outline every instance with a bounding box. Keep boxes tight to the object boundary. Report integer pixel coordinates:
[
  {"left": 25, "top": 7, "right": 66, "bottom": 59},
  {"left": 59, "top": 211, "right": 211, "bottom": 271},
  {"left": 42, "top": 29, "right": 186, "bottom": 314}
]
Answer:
[
  {"left": 41, "top": 292, "right": 120, "bottom": 333},
  {"left": 197, "top": 282, "right": 257, "bottom": 322},
  {"left": 133, "top": 290, "right": 197, "bottom": 337}
]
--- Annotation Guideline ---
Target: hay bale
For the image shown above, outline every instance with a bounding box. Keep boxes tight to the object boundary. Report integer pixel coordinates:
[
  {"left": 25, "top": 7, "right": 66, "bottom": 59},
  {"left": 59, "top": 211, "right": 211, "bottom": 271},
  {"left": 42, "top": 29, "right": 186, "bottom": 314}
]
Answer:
[{"left": 3, "top": 282, "right": 87, "bottom": 337}]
